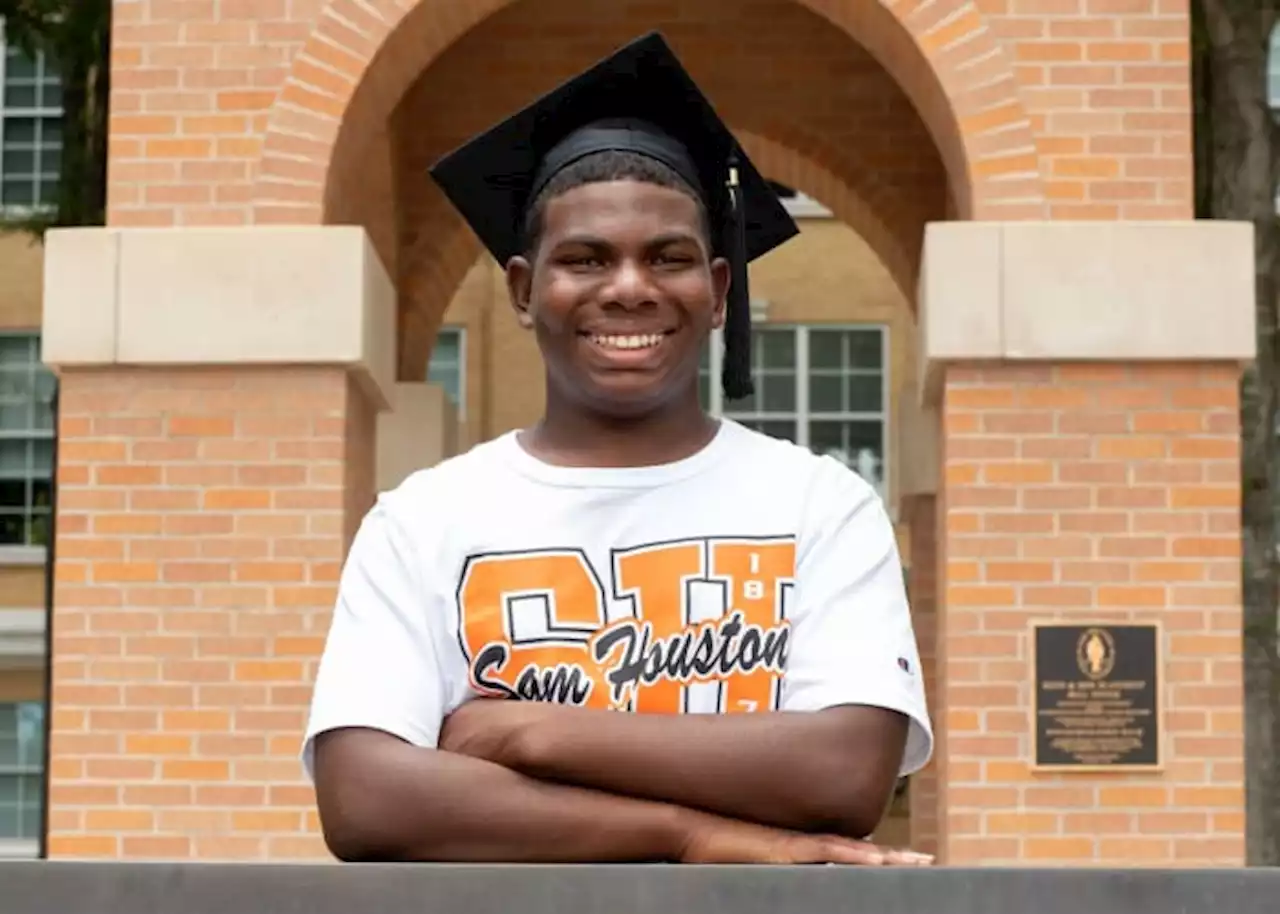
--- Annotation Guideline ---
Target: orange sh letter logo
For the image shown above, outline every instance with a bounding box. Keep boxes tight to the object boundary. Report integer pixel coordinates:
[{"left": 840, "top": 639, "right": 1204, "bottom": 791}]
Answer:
[{"left": 456, "top": 536, "right": 796, "bottom": 714}]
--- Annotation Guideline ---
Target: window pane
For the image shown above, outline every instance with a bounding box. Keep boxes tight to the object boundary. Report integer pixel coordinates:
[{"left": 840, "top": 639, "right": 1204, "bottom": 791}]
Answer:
[
  {"left": 759, "top": 330, "right": 795, "bottom": 370},
  {"left": 740, "top": 420, "right": 796, "bottom": 443},
  {"left": 2, "top": 148, "right": 36, "bottom": 174},
  {"left": 5, "top": 47, "right": 37, "bottom": 80},
  {"left": 0, "top": 516, "right": 23, "bottom": 545},
  {"left": 37, "top": 178, "right": 59, "bottom": 206},
  {"left": 760, "top": 373, "right": 795, "bottom": 412},
  {"left": 40, "top": 145, "right": 61, "bottom": 173},
  {"left": 0, "top": 441, "right": 27, "bottom": 476},
  {"left": 32, "top": 371, "right": 56, "bottom": 431},
  {"left": 17, "top": 702, "right": 45, "bottom": 768},
  {"left": 0, "top": 702, "right": 43, "bottom": 839},
  {"left": 426, "top": 330, "right": 463, "bottom": 409},
  {"left": 2, "top": 117, "right": 37, "bottom": 144},
  {"left": 31, "top": 439, "right": 52, "bottom": 477},
  {"left": 0, "top": 335, "right": 34, "bottom": 366},
  {"left": 809, "top": 373, "right": 843, "bottom": 412},
  {"left": 3, "top": 83, "right": 38, "bottom": 108},
  {"left": 809, "top": 419, "right": 885, "bottom": 494},
  {"left": 0, "top": 179, "right": 34, "bottom": 206},
  {"left": 846, "top": 373, "right": 883, "bottom": 413},
  {"left": 0, "top": 398, "right": 31, "bottom": 431},
  {"left": 847, "top": 330, "right": 883, "bottom": 370},
  {"left": 810, "top": 331, "right": 843, "bottom": 369}
]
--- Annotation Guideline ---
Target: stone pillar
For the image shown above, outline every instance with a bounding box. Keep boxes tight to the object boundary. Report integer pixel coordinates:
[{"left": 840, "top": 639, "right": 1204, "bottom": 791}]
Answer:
[
  {"left": 40, "top": 227, "right": 395, "bottom": 860},
  {"left": 921, "top": 222, "right": 1255, "bottom": 866}
]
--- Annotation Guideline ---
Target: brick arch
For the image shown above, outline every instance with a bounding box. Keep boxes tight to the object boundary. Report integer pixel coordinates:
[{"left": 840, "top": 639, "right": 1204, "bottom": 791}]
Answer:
[
  {"left": 250, "top": 0, "right": 1045, "bottom": 225},
  {"left": 734, "top": 129, "right": 915, "bottom": 303}
]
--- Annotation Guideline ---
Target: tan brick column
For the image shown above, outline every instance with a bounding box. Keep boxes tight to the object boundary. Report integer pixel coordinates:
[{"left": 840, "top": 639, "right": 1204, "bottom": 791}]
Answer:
[
  {"left": 921, "top": 222, "right": 1255, "bottom": 866},
  {"left": 40, "top": 227, "right": 395, "bottom": 860}
]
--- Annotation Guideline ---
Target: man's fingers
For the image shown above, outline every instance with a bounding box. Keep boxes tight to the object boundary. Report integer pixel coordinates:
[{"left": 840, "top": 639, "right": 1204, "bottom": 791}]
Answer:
[
  {"left": 816, "top": 838, "right": 935, "bottom": 867},
  {"left": 881, "top": 848, "right": 934, "bottom": 866},
  {"left": 821, "top": 839, "right": 887, "bottom": 866}
]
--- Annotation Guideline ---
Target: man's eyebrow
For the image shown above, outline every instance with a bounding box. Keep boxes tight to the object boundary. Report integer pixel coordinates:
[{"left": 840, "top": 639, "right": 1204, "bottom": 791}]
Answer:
[
  {"left": 547, "top": 234, "right": 612, "bottom": 249},
  {"left": 647, "top": 232, "right": 704, "bottom": 247},
  {"left": 547, "top": 231, "right": 704, "bottom": 249}
]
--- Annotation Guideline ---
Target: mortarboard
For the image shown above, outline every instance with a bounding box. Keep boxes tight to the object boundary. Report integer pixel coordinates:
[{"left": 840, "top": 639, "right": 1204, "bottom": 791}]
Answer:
[{"left": 428, "top": 30, "right": 799, "bottom": 401}]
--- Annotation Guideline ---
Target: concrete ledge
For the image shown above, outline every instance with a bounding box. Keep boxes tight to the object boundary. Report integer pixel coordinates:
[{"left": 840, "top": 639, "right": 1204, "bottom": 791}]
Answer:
[
  {"left": 918, "top": 220, "right": 1257, "bottom": 401},
  {"left": 0, "top": 609, "right": 45, "bottom": 662},
  {"left": 895, "top": 379, "right": 939, "bottom": 501},
  {"left": 41, "top": 226, "right": 396, "bottom": 410},
  {"left": 376, "top": 382, "right": 460, "bottom": 492},
  {"left": 2, "top": 862, "right": 1279, "bottom": 914}
]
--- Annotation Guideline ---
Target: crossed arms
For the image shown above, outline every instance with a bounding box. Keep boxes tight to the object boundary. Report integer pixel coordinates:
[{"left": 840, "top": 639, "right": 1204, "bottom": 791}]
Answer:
[{"left": 307, "top": 473, "right": 931, "bottom": 865}]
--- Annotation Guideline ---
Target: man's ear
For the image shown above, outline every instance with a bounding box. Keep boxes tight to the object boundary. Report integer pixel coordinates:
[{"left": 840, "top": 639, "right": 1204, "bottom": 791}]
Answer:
[
  {"left": 505, "top": 255, "right": 535, "bottom": 329},
  {"left": 709, "top": 256, "right": 731, "bottom": 330}
]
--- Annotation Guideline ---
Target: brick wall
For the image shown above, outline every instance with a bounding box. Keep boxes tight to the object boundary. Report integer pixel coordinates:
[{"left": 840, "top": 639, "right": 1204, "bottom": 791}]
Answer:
[
  {"left": 47, "top": 367, "right": 374, "bottom": 859},
  {"left": 939, "top": 363, "right": 1243, "bottom": 865}
]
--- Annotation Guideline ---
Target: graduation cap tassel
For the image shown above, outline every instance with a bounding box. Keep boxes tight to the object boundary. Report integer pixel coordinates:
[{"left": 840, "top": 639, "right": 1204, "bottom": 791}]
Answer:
[{"left": 721, "top": 150, "right": 754, "bottom": 402}]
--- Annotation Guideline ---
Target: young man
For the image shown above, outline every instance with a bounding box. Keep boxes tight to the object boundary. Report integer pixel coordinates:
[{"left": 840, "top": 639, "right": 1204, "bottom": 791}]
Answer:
[{"left": 302, "top": 32, "right": 934, "bottom": 866}]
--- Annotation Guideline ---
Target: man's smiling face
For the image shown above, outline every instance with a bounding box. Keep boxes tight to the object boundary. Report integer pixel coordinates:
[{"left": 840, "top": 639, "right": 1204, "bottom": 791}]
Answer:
[{"left": 508, "top": 178, "right": 730, "bottom": 419}]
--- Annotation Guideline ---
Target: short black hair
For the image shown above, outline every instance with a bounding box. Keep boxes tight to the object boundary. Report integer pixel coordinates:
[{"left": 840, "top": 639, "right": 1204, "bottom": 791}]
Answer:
[{"left": 521, "top": 149, "right": 712, "bottom": 257}]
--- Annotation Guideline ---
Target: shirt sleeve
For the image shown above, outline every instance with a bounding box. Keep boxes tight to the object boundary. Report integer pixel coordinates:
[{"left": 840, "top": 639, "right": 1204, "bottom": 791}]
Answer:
[
  {"left": 300, "top": 493, "right": 449, "bottom": 782},
  {"left": 779, "top": 458, "right": 934, "bottom": 777}
]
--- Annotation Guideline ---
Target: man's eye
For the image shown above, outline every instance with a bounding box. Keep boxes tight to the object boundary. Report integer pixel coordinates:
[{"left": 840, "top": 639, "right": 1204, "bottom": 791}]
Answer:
[{"left": 562, "top": 255, "right": 603, "bottom": 268}]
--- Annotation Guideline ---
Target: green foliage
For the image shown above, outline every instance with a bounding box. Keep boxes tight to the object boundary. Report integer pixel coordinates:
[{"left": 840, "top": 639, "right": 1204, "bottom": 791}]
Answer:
[{"left": 0, "top": 0, "right": 111, "bottom": 237}]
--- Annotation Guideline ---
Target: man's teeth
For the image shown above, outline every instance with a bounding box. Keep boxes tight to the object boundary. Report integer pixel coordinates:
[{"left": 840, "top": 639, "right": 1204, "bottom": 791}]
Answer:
[{"left": 591, "top": 333, "right": 665, "bottom": 350}]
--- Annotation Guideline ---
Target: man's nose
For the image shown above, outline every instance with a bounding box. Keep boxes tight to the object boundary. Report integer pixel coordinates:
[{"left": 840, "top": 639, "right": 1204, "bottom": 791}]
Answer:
[{"left": 603, "top": 259, "right": 657, "bottom": 309}]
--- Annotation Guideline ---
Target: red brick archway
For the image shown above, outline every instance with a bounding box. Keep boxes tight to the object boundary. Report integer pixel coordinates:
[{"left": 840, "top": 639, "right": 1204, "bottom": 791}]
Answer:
[
  {"left": 250, "top": 0, "right": 1045, "bottom": 226},
  {"left": 734, "top": 129, "right": 915, "bottom": 303}
]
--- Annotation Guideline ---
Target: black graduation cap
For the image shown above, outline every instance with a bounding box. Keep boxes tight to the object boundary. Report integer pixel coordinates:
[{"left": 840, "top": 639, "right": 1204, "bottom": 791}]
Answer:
[{"left": 428, "top": 30, "right": 799, "bottom": 402}]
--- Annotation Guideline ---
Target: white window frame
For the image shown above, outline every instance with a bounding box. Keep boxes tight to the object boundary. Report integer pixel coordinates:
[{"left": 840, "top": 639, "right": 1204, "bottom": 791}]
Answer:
[
  {"left": 0, "top": 21, "right": 63, "bottom": 216},
  {"left": 0, "top": 699, "right": 44, "bottom": 857},
  {"left": 427, "top": 326, "right": 466, "bottom": 419},
  {"left": 703, "top": 323, "right": 891, "bottom": 502},
  {"left": 0, "top": 331, "right": 56, "bottom": 552}
]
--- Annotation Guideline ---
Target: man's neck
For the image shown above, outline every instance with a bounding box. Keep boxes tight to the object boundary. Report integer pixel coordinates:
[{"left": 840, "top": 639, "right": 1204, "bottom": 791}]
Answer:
[{"left": 521, "top": 393, "right": 720, "bottom": 469}]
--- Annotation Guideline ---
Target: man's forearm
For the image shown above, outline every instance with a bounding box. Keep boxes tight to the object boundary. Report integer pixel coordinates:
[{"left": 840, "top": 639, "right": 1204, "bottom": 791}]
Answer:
[
  {"left": 477, "top": 704, "right": 908, "bottom": 838},
  {"left": 313, "top": 728, "right": 692, "bottom": 863}
]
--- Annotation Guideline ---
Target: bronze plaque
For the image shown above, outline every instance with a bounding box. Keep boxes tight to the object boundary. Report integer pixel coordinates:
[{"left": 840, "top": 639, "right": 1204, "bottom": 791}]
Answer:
[{"left": 1032, "top": 623, "right": 1161, "bottom": 770}]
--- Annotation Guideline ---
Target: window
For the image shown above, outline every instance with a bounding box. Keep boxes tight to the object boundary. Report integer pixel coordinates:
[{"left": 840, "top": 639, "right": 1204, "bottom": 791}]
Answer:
[
  {"left": 0, "top": 334, "right": 56, "bottom": 547},
  {"left": 0, "top": 34, "right": 62, "bottom": 209},
  {"left": 1271, "top": 25, "right": 1280, "bottom": 112},
  {"left": 427, "top": 327, "right": 465, "bottom": 415},
  {"left": 700, "top": 325, "right": 889, "bottom": 500},
  {"left": 0, "top": 701, "right": 44, "bottom": 848}
]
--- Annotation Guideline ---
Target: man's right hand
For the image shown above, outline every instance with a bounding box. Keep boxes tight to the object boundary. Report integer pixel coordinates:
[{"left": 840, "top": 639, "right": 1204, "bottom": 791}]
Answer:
[{"left": 678, "top": 815, "right": 934, "bottom": 866}]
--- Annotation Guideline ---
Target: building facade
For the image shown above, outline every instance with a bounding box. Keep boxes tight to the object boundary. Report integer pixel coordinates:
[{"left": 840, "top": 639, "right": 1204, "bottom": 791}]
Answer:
[{"left": 0, "top": 0, "right": 1266, "bottom": 866}]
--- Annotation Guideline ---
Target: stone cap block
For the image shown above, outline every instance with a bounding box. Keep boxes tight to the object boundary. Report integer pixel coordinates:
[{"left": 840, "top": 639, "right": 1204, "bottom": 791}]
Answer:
[
  {"left": 41, "top": 226, "right": 396, "bottom": 409},
  {"left": 918, "top": 220, "right": 1257, "bottom": 403}
]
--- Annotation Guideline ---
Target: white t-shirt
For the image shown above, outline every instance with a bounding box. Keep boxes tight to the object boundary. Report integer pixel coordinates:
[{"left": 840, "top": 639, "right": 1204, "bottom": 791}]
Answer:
[{"left": 302, "top": 419, "right": 933, "bottom": 779}]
